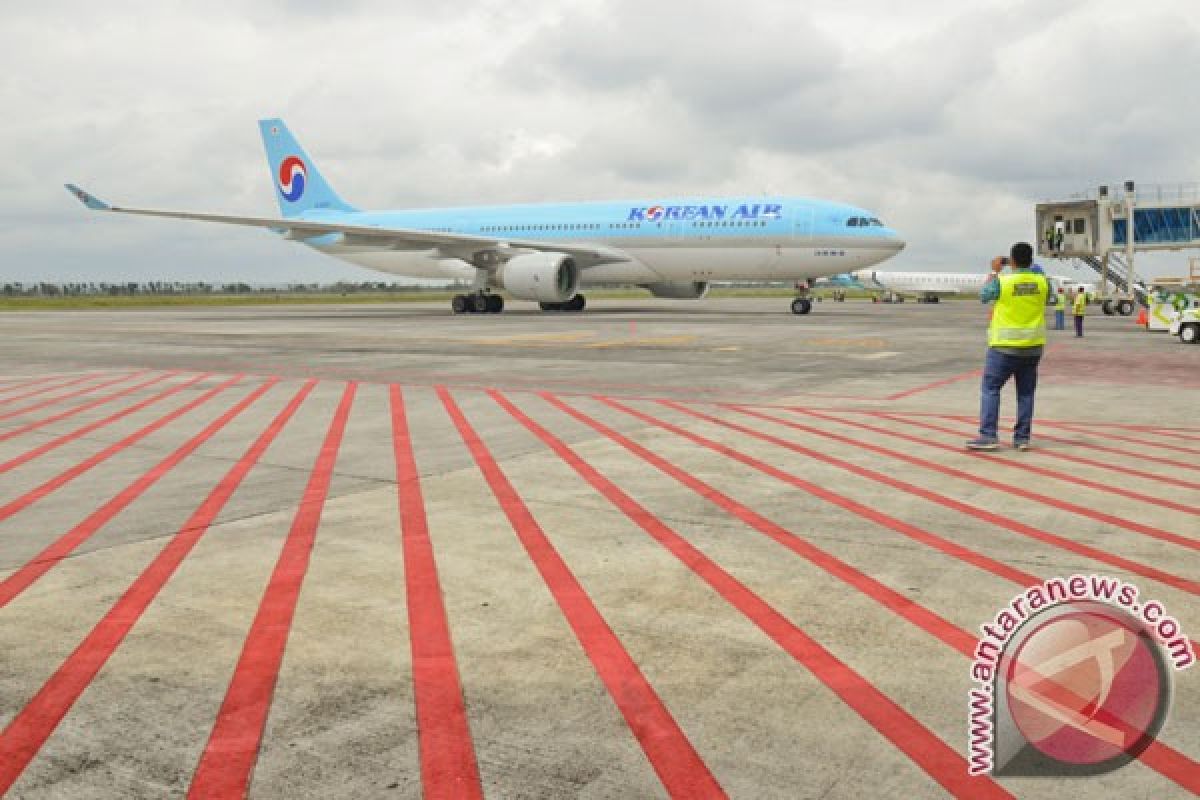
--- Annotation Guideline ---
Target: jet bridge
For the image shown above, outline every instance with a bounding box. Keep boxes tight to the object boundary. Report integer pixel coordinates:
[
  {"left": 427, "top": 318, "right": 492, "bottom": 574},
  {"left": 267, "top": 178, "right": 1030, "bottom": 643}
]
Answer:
[{"left": 1036, "top": 181, "right": 1200, "bottom": 315}]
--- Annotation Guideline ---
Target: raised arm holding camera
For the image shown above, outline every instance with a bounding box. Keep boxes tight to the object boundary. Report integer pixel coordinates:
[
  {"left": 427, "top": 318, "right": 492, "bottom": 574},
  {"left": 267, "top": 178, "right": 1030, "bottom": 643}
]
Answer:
[{"left": 967, "top": 242, "right": 1049, "bottom": 451}]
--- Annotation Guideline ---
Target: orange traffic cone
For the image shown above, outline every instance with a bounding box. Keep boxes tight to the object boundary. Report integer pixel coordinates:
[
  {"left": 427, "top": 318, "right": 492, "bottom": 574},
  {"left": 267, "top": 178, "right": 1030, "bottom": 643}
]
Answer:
[{"left": 1135, "top": 307, "right": 1147, "bottom": 327}]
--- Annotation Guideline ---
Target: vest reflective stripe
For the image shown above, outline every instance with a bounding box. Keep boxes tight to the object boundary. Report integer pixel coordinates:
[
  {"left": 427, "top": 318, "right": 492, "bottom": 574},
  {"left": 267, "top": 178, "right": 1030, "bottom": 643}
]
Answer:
[{"left": 989, "top": 272, "right": 1048, "bottom": 348}]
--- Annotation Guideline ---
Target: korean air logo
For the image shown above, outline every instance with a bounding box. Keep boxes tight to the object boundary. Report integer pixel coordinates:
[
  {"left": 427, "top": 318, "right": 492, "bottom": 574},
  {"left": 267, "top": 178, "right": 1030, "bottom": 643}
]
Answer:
[
  {"left": 644, "top": 205, "right": 665, "bottom": 221},
  {"left": 278, "top": 156, "right": 307, "bottom": 203}
]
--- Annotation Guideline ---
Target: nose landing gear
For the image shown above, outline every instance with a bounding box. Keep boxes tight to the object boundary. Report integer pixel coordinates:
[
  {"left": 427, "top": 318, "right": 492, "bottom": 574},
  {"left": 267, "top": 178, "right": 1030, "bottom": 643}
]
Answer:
[{"left": 790, "top": 297, "right": 812, "bottom": 315}]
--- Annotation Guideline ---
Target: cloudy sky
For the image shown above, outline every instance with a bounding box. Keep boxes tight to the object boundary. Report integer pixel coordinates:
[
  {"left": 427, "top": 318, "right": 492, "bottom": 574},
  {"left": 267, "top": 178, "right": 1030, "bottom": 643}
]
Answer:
[{"left": 3, "top": 0, "right": 1199, "bottom": 284}]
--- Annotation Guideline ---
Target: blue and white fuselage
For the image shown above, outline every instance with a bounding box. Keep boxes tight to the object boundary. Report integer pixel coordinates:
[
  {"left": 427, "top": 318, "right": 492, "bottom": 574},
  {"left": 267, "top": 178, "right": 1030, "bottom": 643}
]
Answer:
[
  {"left": 66, "top": 118, "right": 904, "bottom": 314},
  {"left": 305, "top": 197, "right": 904, "bottom": 287}
]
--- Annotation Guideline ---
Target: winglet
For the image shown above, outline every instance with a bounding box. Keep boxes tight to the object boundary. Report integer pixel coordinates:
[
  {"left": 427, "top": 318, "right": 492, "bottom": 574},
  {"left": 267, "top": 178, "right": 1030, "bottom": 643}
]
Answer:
[{"left": 64, "top": 184, "right": 111, "bottom": 211}]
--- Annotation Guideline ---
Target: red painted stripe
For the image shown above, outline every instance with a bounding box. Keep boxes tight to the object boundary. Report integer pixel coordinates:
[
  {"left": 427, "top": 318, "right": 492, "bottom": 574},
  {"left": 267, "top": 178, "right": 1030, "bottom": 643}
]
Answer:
[
  {"left": 488, "top": 389, "right": 1010, "bottom": 800},
  {"left": 0, "top": 374, "right": 64, "bottom": 396},
  {"left": 390, "top": 385, "right": 483, "bottom": 800},
  {"left": 188, "top": 382, "right": 357, "bottom": 800},
  {"left": 545, "top": 394, "right": 1200, "bottom": 793},
  {"left": 0, "top": 374, "right": 209, "bottom": 474},
  {"left": 0, "top": 374, "right": 242, "bottom": 522},
  {"left": 0, "top": 378, "right": 278, "bottom": 609},
  {"left": 868, "top": 412, "right": 1200, "bottom": 493},
  {"left": 0, "top": 371, "right": 144, "bottom": 421},
  {"left": 597, "top": 397, "right": 1200, "bottom": 789},
  {"left": 541, "top": 392, "right": 978, "bottom": 656},
  {"left": 885, "top": 368, "right": 982, "bottom": 401},
  {"left": 1038, "top": 420, "right": 1200, "bottom": 456},
  {"left": 749, "top": 407, "right": 1199, "bottom": 552},
  {"left": 0, "top": 373, "right": 103, "bottom": 408},
  {"left": 596, "top": 396, "right": 1041, "bottom": 587},
  {"left": 438, "top": 387, "right": 727, "bottom": 800},
  {"left": 0, "top": 371, "right": 175, "bottom": 445},
  {"left": 0, "top": 380, "right": 314, "bottom": 795},
  {"left": 925, "top": 414, "right": 1199, "bottom": 472},
  {"left": 657, "top": 401, "right": 1200, "bottom": 597}
]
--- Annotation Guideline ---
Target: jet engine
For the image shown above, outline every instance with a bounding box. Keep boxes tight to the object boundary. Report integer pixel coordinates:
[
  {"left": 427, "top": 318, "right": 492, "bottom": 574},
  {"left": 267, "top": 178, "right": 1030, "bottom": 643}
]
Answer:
[
  {"left": 498, "top": 253, "right": 580, "bottom": 303},
  {"left": 644, "top": 281, "right": 710, "bottom": 299}
]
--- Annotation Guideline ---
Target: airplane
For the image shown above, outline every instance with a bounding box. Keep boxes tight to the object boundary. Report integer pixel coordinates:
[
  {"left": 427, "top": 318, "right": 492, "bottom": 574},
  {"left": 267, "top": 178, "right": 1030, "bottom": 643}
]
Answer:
[
  {"left": 855, "top": 269, "right": 992, "bottom": 303},
  {"left": 856, "top": 268, "right": 1072, "bottom": 304},
  {"left": 66, "top": 118, "right": 905, "bottom": 316}
]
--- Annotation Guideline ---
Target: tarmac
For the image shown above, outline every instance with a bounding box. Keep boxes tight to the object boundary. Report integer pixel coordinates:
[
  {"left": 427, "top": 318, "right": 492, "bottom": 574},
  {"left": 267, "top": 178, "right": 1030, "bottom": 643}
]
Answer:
[{"left": 0, "top": 297, "right": 1196, "bottom": 799}]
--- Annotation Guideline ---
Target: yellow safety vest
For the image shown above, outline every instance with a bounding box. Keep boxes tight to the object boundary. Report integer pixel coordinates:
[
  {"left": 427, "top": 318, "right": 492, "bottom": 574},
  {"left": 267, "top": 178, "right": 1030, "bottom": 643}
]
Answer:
[
  {"left": 989, "top": 272, "right": 1048, "bottom": 348},
  {"left": 1054, "top": 293, "right": 1065, "bottom": 311},
  {"left": 1073, "top": 292, "right": 1087, "bottom": 315}
]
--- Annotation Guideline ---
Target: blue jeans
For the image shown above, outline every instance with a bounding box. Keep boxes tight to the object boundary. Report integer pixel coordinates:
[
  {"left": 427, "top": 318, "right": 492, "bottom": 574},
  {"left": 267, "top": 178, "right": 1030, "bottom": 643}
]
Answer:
[
  {"left": 1054, "top": 310, "right": 1065, "bottom": 330},
  {"left": 979, "top": 348, "right": 1041, "bottom": 442}
]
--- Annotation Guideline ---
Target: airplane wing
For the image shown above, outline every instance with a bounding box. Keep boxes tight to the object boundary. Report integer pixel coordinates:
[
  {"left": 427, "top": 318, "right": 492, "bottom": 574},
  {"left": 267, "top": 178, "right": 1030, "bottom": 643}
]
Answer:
[{"left": 64, "top": 184, "right": 631, "bottom": 269}]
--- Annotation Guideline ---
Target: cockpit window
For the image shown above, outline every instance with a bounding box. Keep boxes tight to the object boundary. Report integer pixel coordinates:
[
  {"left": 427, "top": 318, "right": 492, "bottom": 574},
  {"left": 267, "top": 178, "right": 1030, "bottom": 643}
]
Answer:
[{"left": 869, "top": 217, "right": 884, "bottom": 226}]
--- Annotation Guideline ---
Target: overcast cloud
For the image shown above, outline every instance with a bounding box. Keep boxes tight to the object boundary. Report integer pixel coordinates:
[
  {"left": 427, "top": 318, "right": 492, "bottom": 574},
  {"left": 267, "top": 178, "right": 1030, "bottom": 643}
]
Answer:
[{"left": 2, "top": 0, "right": 1198, "bottom": 283}]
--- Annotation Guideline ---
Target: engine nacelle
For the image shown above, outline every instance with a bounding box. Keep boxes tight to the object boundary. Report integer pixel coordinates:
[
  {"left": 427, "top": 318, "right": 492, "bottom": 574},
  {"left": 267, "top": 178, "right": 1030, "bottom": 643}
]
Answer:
[
  {"left": 498, "top": 253, "right": 580, "bottom": 303},
  {"left": 644, "top": 281, "right": 710, "bottom": 299}
]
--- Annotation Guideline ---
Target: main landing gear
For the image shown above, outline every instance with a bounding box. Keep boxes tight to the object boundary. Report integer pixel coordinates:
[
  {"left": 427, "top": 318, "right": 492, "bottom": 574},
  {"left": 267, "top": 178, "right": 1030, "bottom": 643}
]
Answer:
[
  {"left": 540, "top": 294, "right": 587, "bottom": 312},
  {"left": 451, "top": 292, "right": 504, "bottom": 314},
  {"left": 790, "top": 297, "right": 812, "bottom": 315}
]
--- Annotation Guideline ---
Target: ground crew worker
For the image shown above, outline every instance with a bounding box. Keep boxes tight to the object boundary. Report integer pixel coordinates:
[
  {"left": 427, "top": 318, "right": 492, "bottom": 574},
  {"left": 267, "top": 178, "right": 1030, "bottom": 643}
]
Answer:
[
  {"left": 967, "top": 242, "right": 1048, "bottom": 452},
  {"left": 1072, "top": 286, "right": 1087, "bottom": 337},
  {"left": 1054, "top": 287, "right": 1066, "bottom": 330}
]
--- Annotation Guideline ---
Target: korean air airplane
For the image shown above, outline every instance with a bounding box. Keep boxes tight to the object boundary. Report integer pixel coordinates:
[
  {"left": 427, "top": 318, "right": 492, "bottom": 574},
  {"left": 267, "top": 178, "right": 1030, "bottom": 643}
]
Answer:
[{"left": 66, "top": 119, "right": 905, "bottom": 316}]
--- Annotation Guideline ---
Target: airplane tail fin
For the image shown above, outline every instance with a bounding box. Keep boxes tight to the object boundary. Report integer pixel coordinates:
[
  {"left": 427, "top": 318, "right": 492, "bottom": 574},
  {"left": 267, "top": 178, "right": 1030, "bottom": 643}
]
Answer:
[{"left": 258, "top": 118, "right": 357, "bottom": 216}]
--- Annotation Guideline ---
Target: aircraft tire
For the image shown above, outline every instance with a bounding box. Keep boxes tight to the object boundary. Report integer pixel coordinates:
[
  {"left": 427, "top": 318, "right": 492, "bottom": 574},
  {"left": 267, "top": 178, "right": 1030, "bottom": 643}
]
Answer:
[
  {"left": 1117, "top": 299, "right": 1135, "bottom": 316},
  {"left": 790, "top": 297, "right": 812, "bottom": 315},
  {"left": 486, "top": 294, "right": 504, "bottom": 313},
  {"left": 451, "top": 294, "right": 468, "bottom": 314},
  {"left": 539, "top": 301, "right": 561, "bottom": 312},
  {"left": 567, "top": 294, "right": 586, "bottom": 312},
  {"left": 1101, "top": 299, "right": 1115, "bottom": 316}
]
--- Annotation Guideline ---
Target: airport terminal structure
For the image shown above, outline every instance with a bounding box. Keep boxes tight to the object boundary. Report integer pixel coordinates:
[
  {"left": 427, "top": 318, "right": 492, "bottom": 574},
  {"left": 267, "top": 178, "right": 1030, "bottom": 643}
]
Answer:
[{"left": 1037, "top": 181, "right": 1200, "bottom": 317}]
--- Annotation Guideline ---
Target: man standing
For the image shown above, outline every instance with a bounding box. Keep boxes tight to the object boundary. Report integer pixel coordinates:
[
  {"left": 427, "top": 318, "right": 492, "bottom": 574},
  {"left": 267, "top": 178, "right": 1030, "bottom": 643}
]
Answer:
[
  {"left": 967, "top": 242, "right": 1048, "bottom": 452},
  {"left": 1054, "top": 287, "right": 1066, "bottom": 330},
  {"left": 1072, "top": 286, "right": 1087, "bottom": 337}
]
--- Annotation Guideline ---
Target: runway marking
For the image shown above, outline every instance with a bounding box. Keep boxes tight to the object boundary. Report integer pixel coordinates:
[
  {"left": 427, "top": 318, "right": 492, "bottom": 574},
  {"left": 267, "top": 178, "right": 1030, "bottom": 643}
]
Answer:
[
  {"left": 657, "top": 401, "right": 1200, "bottom": 598},
  {"left": 0, "top": 371, "right": 175, "bottom": 445},
  {"left": 0, "top": 373, "right": 108, "bottom": 409},
  {"left": 467, "top": 331, "right": 597, "bottom": 346},
  {"left": 0, "top": 371, "right": 151, "bottom": 424},
  {"left": 0, "top": 374, "right": 243, "bottom": 523},
  {"left": 0, "top": 373, "right": 209, "bottom": 474},
  {"left": 758, "top": 407, "right": 1200, "bottom": 549},
  {"left": 189, "top": 382, "right": 356, "bottom": 799},
  {"left": 0, "top": 380, "right": 314, "bottom": 795},
  {"left": 540, "top": 392, "right": 978, "bottom": 654},
  {"left": 594, "top": 395, "right": 1038, "bottom": 584},
  {"left": 0, "top": 378, "right": 279, "bottom": 610},
  {"left": 390, "top": 386, "right": 483, "bottom": 800},
  {"left": 0, "top": 371, "right": 146, "bottom": 423},
  {"left": 438, "top": 387, "right": 727, "bottom": 800},
  {"left": 870, "top": 413, "right": 1200, "bottom": 493},
  {"left": 583, "top": 335, "right": 696, "bottom": 349},
  {"left": 884, "top": 368, "right": 982, "bottom": 401},
  {"left": 1037, "top": 420, "right": 1200, "bottom": 457},
  {"left": 921, "top": 414, "right": 1200, "bottom": 473},
  {"left": 540, "top": 393, "right": 1200, "bottom": 792},
  {"left": 490, "top": 389, "right": 1011, "bottom": 800}
]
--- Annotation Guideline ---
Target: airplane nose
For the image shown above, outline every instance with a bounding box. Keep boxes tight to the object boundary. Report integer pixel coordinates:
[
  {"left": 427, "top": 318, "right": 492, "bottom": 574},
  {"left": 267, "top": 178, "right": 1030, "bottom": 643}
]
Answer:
[{"left": 884, "top": 236, "right": 906, "bottom": 252}]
